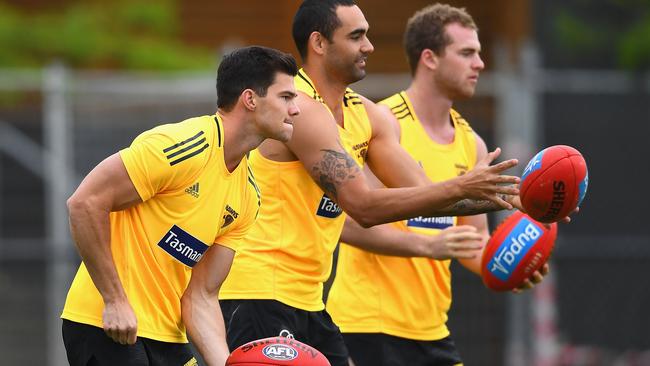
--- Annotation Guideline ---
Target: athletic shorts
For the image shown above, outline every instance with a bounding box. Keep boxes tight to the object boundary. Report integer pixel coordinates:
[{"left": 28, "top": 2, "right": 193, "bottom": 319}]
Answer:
[
  {"left": 220, "top": 299, "right": 349, "bottom": 366},
  {"left": 62, "top": 319, "right": 197, "bottom": 366},
  {"left": 343, "top": 332, "right": 463, "bottom": 366}
]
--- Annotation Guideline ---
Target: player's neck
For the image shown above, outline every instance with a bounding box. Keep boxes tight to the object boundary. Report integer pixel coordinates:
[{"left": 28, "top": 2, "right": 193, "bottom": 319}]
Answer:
[
  {"left": 405, "top": 78, "right": 454, "bottom": 129},
  {"left": 302, "top": 64, "right": 347, "bottom": 124},
  {"left": 217, "top": 110, "right": 263, "bottom": 173}
]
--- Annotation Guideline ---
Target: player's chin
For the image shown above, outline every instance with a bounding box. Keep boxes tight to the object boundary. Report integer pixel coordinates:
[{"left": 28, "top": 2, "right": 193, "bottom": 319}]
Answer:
[
  {"left": 462, "top": 85, "right": 477, "bottom": 97},
  {"left": 276, "top": 124, "right": 294, "bottom": 142},
  {"left": 348, "top": 67, "right": 366, "bottom": 83},
  {"left": 456, "top": 88, "right": 475, "bottom": 100}
]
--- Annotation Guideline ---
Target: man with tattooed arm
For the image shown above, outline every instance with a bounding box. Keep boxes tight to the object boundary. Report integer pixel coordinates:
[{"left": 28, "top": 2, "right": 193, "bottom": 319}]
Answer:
[{"left": 219, "top": 1, "right": 520, "bottom": 365}]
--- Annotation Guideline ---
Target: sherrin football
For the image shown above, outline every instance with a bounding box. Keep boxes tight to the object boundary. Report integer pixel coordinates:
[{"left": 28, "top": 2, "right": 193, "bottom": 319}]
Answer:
[
  {"left": 226, "top": 337, "right": 331, "bottom": 366},
  {"left": 519, "top": 145, "right": 588, "bottom": 223},
  {"left": 481, "top": 211, "right": 557, "bottom": 292}
]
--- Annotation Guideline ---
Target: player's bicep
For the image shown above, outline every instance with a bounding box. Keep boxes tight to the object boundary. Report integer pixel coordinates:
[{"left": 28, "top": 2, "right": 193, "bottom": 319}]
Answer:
[
  {"left": 364, "top": 99, "right": 428, "bottom": 188},
  {"left": 473, "top": 132, "right": 489, "bottom": 163},
  {"left": 286, "top": 97, "right": 365, "bottom": 202},
  {"left": 69, "top": 153, "right": 142, "bottom": 212}
]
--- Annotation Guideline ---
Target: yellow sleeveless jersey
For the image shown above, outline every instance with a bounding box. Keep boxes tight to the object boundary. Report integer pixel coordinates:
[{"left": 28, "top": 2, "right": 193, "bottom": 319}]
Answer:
[
  {"left": 219, "top": 69, "right": 372, "bottom": 311},
  {"left": 61, "top": 115, "right": 259, "bottom": 343},
  {"left": 327, "top": 91, "right": 477, "bottom": 340}
]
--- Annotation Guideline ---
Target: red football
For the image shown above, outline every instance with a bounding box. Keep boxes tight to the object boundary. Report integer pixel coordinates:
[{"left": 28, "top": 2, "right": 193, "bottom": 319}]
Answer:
[
  {"left": 226, "top": 337, "right": 331, "bottom": 366},
  {"left": 481, "top": 211, "right": 557, "bottom": 291},
  {"left": 519, "top": 145, "right": 588, "bottom": 223}
]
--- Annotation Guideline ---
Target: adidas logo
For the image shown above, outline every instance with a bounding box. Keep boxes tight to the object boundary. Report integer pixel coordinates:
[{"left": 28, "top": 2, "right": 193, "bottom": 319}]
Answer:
[{"left": 185, "top": 182, "right": 200, "bottom": 198}]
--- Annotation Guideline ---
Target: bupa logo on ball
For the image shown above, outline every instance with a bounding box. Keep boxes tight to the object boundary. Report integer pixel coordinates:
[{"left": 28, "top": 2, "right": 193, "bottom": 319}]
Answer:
[
  {"left": 488, "top": 218, "right": 543, "bottom": 281},
  {"left": 262, "top": 344, "right": 298, "bottom": 361},
  {"left": 521, "top": 150, "right": 544, "bottom": 182}
]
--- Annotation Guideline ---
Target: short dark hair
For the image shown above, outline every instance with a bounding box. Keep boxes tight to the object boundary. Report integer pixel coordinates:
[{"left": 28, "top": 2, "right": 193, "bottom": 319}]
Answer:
[
  {"left": 404, "top": 3, "right": 477, "bottom": 75},
  {"left": 292, "top": 0, "right": 356, "bottom": 61},
  {"left": 216, "top": 46, "right": 298, "bottom": 111}
]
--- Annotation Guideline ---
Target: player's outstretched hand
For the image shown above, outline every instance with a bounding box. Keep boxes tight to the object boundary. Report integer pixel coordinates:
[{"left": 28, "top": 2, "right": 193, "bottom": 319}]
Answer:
[
  {"left": 422, "top": 225, "right": 484, "bottom": 260},
  {"left": 458, "top": 147, "right": 520, "bottom": 209},
  {"left": 103, "top": 298, "right": 138, "bottom": 345},
  {"left": 512, "top": 262, "right": 550, "bottom": 293}
]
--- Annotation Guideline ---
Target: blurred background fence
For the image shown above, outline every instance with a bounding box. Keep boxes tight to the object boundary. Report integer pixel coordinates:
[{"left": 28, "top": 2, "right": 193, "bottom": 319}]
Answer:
[{"left": 1, "top": 0, "right": 649, "bottom": 365}]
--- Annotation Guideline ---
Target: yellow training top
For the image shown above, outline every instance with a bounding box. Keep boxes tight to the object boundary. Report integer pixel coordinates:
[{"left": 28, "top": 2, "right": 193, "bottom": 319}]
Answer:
[
  {"left": 62, "top": 115, "right": 259, "bottom": 343},
  {"left": 219, "top": 70, "right": 372, "bottom": 311},
  {"left": 327, "top": 91, "right": 477, "bottom": 340}
]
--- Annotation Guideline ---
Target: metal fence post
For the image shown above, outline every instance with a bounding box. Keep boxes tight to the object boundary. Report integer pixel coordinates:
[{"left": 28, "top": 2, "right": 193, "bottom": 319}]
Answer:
[
  {"left": 493, "top": 41, "right": 542, "bottom": 366},
  {"left": 43, "top": 62, "right": 74, "bottom": 366}
]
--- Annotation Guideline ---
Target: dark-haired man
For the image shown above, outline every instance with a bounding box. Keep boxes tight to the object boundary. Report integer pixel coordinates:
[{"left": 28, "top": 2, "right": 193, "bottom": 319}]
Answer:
[
  {"left": 220, "top": 1, "right": 522, "bottom": 365},
  {"left": 61, "top": 46, "right": 299, "bottom": 366}
]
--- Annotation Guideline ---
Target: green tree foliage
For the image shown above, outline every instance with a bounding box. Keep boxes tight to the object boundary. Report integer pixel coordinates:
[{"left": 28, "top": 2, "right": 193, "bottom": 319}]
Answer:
[
  {"left": 0, "top": 1, "right": 215, "bottom": 70},
  {"left": 553, "top": 0, "right": 650, "bottom": 70}
]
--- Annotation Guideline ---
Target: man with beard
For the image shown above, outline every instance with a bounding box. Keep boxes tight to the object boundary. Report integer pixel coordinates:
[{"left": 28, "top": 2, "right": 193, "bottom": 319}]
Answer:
[{"left": 219, "top": 2, "right": 522, "bottom": 365}]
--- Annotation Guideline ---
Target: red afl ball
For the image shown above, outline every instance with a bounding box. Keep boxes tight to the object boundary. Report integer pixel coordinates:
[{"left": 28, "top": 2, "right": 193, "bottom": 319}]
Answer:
[
  {"left": 226, "top": 337, "right": 331, "bottom": 366},
  {"left": 519, "top": 145, "right": 588, "bottom": 223},
  {"left": 481, "top": 211, "right": 557, "bottom": 292}
]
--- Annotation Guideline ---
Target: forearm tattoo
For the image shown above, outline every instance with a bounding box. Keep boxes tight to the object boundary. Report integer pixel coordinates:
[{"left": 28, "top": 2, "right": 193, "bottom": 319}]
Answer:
[{"left": 311, "top": 148, "right": 360, "bottom": 200}]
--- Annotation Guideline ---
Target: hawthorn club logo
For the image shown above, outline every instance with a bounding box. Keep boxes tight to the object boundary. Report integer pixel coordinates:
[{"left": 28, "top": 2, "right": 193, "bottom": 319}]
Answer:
[{"left": 222, "top": 205, "right": 239, "bottom": 228}]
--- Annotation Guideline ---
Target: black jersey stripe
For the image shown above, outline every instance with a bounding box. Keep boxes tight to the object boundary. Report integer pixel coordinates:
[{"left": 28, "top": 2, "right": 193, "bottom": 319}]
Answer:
[
  {"left": 163, "top": 131, "right": 205, "bottom": 153},
  {"left": 248, "top": 178, "right": 261, "bottom": 199},
  {"left": 298, "top": 70, "right": 316, "bottom": 92},
  {"left": 166, "top": 137, "right": 207, "bottom": 159},
  {"left": 456, "top": 118, "right": 469, "bottom": 126},
  {"left": 395, "top": 93, "right": 413, "bottom": 119},
  {"left": 391, "top": 104, "right": 409, "bottom": 116},
  {"left": 390, "top": 102, "right": 407, "bottom": 111},
  {"left": 298, "top": 71, "right": 324, "bottom": 102},
  {"left": 247, "top": 169, "right": 261, "bottom": 197},
  {"left": 213, "top": 116, "right": 222, "bottom": 147},
  {"left": 247, "top": 165, "right": 257, "bottom": 180},
  {"left": 169, "top": 143, "right": 209, "bottom": 166},
  {"left": 398, "top": 92, "right": 411, "bottom": 111},
  {"left": 351, "top": 101, "right": 363, "bottom": 105},
  {"left": 247, "top": 176, "right": 261, "bottom": 200},
  {"left": 395, "top": 109, "right": 412, "bottom": 120}
]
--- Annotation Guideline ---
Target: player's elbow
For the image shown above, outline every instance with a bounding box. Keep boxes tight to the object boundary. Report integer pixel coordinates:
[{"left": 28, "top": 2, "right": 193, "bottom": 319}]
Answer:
[
  {"left": 180, "top": 287, "right": 198, "bottom": 321},
  {"left": 181, "top": 281, "right": 220, "bottom": 307},
  {"left": 180, "top": 290, "right": 192, "bottom": 313},
  {"left": 341, "top": 197, "right": 380, "bottom": 228},
  {"left": 66, "top": 193, "right": 89, "bottom": 219},
  {"left": 348, "top": 211, "right": 379, "bottom": 228}
]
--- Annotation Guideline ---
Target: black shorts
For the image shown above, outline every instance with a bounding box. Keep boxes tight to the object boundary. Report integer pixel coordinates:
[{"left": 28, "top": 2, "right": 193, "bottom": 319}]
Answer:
[
  {"left": 343, "top": 332, "right": 463, "bottom": 366},
  {"left": 62, "top": 319, "right": 197, "bottom": 366},
  {"left": 220, "top": 299, "right": 349, "bottom": 366}
]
